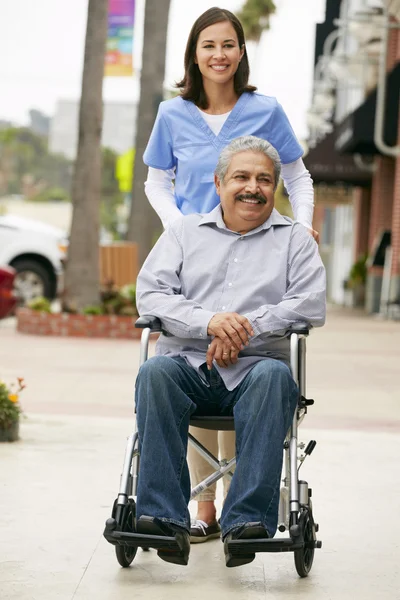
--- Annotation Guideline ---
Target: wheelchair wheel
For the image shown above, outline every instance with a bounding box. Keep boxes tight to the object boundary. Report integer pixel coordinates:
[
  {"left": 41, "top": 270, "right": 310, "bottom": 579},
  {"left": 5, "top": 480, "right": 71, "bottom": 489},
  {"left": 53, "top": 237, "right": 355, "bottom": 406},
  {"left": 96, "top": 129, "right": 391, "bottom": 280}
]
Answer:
[
  {"left": 115, "top": 499, "right": 137, "bottom": 567},
  {"left": 294, "top": 508, "right": 315, "bottom": 578}
]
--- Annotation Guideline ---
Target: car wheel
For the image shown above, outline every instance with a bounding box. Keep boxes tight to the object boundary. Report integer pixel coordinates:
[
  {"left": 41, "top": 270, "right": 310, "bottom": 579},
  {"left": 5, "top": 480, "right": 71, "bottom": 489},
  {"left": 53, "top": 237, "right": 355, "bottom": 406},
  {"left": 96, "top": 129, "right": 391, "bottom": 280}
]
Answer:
[{"left": 11, "top": 259, "right": 53, "bottom": 304}]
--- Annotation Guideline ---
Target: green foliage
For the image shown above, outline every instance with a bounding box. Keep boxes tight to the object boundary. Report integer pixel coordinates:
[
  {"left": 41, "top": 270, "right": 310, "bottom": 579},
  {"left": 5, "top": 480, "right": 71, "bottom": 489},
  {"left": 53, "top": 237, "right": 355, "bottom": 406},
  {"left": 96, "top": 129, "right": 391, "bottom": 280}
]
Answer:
[
  {"left": 27, "top": 296, "right": 52, "bottom": 313},
  {"left": 78, "top": 282, "right": 138, "bottom": 316},
  {"left": 237, "top": 0, "right": 277, "bottom": 41},
  {"left": 100, "top": 280, "right": 137, "bottom": 316},
  {"left": 100, "top": 147, "right": 125, "bottom": 240},
  {"left": 0, "top": 129, "right": 126, "bottom": 240},
  {"left": 348, "top": 254, "right": 368, "bottom": 288},
  {"left": 119, "top": 283, "right": 136, "bottom": 305},
  {"left": 82, "top": 305, "right": 104, "bottom": 315},
  {"left": 32, "top": 186, "right": 71, "bottom": 203},
  {"left": 0, "top": 126, "right": 72, "bottom": 197},
  {"left": 0, "top": 380, "right": 24, "bottom": 429},
  {"left": 274, "top": 180, "right": 293, "bottom": 218}
]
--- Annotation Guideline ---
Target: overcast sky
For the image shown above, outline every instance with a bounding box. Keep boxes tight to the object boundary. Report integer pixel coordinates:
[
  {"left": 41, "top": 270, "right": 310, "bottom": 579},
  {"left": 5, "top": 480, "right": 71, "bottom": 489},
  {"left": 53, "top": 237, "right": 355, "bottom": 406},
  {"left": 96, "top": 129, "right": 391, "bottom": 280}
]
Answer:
[{"left": 0, "top": 0, "right": 325, "bottom": 140}]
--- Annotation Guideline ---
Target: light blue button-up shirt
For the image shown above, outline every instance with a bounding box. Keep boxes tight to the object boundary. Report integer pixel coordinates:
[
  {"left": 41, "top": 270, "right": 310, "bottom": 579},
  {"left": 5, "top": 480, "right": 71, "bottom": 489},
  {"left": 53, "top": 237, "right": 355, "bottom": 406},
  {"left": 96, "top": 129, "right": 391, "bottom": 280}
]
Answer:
[{"left": 136, "top": 206, "right": 326, "bottom": 390}]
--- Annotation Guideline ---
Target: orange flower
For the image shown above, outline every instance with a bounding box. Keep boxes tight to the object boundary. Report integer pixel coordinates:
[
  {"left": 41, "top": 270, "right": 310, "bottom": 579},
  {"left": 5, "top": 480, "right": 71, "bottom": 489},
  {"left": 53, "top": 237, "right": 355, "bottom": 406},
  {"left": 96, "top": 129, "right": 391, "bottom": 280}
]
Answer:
[{"left": 8, "top": 393, "right": 19, "bottom": 403}]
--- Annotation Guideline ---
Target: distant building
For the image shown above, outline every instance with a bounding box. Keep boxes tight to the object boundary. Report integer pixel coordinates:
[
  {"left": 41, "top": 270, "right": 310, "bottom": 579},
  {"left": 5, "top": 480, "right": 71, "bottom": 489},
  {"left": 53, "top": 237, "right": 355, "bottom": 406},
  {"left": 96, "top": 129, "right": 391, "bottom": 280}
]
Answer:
[
  {"left": 49, "top": 100, "right": 138, "bottom": 159},
  {"left": 29, "top": 110, "right": 51, "bottom": 137},
  {"left": 0, "top": 120, "right": 13, "bottom": 130}
]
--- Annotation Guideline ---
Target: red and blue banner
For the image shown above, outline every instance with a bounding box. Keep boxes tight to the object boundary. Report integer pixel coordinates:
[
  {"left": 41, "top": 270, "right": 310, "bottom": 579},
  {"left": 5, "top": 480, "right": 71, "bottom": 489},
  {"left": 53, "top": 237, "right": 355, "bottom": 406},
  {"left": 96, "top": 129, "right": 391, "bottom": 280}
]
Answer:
[{"left": 105, "top": 0, "right": 135, "bottom": 77}]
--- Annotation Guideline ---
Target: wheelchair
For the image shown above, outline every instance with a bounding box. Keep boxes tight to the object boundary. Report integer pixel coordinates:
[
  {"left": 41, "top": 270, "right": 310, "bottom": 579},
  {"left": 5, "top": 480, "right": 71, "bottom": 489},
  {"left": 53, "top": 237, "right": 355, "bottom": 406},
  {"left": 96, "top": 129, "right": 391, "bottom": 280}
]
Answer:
[{"left": 104, "top": 316, "right": 321, "bottom": 577}]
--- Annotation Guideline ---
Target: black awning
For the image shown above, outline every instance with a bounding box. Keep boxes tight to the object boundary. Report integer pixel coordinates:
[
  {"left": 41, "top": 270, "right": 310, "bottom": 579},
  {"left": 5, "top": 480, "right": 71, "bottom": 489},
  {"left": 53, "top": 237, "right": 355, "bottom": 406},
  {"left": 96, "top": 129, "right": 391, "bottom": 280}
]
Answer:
[
  {"left": 304, "top": 130, "right": 372, "bottom": 186},
  {"left": 334, "top": 62, "right": 400, "bottom": 155}
]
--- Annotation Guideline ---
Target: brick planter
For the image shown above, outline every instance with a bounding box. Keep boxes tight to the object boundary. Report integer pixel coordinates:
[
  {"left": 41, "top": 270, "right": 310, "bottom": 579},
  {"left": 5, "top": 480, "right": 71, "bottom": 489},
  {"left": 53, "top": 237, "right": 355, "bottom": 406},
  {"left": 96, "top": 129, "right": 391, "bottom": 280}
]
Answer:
[{"left": 16, "top": 308, "right": 143, "bottom": 340}]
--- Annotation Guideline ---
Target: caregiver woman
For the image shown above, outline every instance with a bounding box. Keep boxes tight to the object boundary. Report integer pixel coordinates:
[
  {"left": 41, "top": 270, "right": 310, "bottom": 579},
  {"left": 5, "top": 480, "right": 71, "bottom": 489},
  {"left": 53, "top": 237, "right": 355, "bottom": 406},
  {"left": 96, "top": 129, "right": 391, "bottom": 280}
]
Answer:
[{"left": 143, "top": 6, "right": 318, "bottom": 543}]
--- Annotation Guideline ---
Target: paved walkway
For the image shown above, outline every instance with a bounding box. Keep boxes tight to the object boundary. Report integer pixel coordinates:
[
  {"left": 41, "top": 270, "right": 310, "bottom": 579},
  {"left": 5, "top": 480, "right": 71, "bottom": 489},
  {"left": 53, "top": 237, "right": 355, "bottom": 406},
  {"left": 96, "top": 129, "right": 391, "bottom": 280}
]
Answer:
[{"left": 1, "top": 307, "right": 399, "bottom": 599}]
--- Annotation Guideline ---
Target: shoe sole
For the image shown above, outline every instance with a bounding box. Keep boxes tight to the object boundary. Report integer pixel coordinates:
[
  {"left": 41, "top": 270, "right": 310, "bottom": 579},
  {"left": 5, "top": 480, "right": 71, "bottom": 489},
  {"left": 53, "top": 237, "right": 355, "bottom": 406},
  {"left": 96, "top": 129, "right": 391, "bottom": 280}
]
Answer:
[
  {"left": 225, "top": 552, "right": 256, "bottom": 568},
  {"left": 224, "top": 524, "right": 269, "bottom": 567},
  {"left": 190, "top": 531, "right": 221, "bottom": 544},
  {"left": 137, "top": 520, "right": 189, "bottom": 566},
  {"left": 158, "top": 548, "right": 189, "bottom": 566}
]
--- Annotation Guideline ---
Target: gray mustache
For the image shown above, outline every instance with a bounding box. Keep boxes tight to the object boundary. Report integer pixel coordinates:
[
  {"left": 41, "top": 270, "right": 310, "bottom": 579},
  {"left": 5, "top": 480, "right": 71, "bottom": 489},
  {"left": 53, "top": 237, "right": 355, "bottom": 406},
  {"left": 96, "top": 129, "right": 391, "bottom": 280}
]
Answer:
[{"left": 236, "top": 193, "right": 266, "bottom": 204}]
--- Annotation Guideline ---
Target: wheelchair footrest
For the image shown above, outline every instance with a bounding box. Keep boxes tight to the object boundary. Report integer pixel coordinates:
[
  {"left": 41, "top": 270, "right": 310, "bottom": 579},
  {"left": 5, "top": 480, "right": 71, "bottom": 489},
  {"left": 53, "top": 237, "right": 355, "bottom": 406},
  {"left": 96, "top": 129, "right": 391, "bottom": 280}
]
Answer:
[
  {"left": 227, "top": 537, "right": 303, "bottom": 554},
  {"left": 105, "top": 529, "right": 181, "bottom": 550}
]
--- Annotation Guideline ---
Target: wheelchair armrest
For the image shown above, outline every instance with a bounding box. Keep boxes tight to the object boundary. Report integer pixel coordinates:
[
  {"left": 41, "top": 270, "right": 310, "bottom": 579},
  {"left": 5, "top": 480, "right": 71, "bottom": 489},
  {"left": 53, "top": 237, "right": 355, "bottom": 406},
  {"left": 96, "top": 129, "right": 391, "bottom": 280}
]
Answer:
[
  {"left": 135, "top": 316, "right": 162, "bottom": 332},
  {"left": 287, "top": 321, "right": 311, "bottom": 336}
]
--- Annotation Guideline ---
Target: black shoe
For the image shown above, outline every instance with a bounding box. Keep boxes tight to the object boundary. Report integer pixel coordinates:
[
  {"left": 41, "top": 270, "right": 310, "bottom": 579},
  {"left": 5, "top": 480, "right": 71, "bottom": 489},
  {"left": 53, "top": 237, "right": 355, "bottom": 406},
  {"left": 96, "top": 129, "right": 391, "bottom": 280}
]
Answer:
[
  {"left": 223, "top": 522, "right": 270, "bottom": 568},
  {"left": 190, "top": 519, "right": 221, "bottom": 543},
  {"left": 136, "top": 516, "right": 190, "bottom": 566}
]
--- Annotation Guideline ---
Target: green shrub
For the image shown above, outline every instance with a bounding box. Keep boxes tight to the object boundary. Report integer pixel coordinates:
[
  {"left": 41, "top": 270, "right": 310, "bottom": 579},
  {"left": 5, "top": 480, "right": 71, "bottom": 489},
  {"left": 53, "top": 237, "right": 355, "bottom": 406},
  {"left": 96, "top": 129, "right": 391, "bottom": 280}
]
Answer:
[
  {"left": 27, "top": 296, "right": 52, "bottom": 313},
  {"left": 118, "top": 305, "right": 137, "bottom": 317},
  {"left": 31, "top": 186, "right": 70, "bottom": 203},
  {"left": 82, "top": 305, "right": 104, "bottom": 316},
  {"left": 99, "top": 280, "right": 137, "bottom": 316},
  {"left": 348, "top": 254, "right": 368, "bottom": 288},
  {"left": 119, "top": 283, "right": 136, "bottom": 304}
]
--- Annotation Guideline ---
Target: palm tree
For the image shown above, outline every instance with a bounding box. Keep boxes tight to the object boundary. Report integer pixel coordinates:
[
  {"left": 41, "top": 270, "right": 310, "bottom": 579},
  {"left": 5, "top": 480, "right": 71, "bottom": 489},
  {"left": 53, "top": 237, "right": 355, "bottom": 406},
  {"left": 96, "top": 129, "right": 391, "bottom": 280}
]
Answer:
[
  {"left": 237, "top": 0, "right": 276, "bottom": 42},
  {"left": 126, "top": 0, "right": 171, "bottom": 266},
  {"left": 63, "top": 0, "right": 108, "bottom": 312}
]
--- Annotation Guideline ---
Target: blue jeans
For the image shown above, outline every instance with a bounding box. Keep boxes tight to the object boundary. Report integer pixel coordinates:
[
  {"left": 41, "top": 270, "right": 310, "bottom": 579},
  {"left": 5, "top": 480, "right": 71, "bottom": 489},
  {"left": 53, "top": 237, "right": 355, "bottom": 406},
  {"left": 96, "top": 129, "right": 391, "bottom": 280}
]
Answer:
[{"left": 135, "top": 356, "right": 298, "bottom": 537}]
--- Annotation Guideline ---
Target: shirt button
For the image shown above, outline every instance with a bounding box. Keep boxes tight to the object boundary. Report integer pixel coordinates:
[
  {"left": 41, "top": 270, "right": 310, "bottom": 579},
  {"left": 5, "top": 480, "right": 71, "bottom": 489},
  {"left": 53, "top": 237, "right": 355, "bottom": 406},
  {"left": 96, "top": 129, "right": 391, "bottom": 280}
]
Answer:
[
  {"left": 222, "top": 306, "right": 226, "bottom": 310},
  {"left": 228, "top": 283, "right": 232, "bottom": 287},
  {"left": 234, "top": 258, "right": 238, "bottom": 263}
]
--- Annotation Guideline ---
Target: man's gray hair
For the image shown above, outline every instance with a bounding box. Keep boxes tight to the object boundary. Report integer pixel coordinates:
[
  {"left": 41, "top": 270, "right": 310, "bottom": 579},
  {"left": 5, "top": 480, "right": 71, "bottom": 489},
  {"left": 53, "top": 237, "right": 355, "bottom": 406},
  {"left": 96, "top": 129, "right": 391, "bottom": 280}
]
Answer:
[{"left": 215, "top": 135, "right": 281, "bottom": 191}]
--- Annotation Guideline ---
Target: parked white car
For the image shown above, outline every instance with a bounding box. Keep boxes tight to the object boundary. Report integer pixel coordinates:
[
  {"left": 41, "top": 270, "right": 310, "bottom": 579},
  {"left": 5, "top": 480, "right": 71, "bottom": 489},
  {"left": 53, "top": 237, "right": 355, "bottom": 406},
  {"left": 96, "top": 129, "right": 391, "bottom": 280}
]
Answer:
[{"left": 0, "top": 214, "right": 68, "bottom": 304}]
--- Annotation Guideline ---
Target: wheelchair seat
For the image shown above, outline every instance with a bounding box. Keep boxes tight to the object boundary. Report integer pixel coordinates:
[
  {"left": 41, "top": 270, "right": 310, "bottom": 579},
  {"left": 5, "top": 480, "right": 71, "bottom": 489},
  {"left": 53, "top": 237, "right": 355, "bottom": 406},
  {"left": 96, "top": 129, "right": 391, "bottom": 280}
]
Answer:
[{"left": 190, "top": 416, "right": 234, "bottom": 431}]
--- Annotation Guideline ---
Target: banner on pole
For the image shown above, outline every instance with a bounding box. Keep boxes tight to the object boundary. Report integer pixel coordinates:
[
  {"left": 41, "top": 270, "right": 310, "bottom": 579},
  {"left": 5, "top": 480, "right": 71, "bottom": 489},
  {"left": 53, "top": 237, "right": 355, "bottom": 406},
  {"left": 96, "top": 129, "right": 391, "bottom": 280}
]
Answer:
[
  {"left": 105, "top": 0, "right": 135, "bottom": 77},
  {"left": 116, "top": 149, "right": 135, "bottom": 193}
]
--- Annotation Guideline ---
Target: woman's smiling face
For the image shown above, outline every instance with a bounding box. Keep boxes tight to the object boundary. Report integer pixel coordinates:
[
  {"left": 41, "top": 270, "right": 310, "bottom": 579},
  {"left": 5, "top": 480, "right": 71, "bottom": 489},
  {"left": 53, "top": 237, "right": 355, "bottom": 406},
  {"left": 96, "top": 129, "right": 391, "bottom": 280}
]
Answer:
[{"left": 195, "top": 21, "right": 244, "bottom": 87}]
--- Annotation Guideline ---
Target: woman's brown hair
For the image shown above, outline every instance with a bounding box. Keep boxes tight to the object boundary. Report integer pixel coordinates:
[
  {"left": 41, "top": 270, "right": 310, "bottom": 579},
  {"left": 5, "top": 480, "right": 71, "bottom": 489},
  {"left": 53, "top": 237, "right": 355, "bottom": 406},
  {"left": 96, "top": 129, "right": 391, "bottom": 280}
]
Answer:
[{"left": 176, "top": 7, "right": 257, "bottom": 109}]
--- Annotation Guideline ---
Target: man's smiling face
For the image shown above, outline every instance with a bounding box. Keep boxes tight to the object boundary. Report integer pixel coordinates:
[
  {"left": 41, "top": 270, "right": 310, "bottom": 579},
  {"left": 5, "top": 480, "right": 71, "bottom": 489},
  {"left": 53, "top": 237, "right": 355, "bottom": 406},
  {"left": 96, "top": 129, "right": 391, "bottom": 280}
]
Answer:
[{"left": 215, "top": 150, "right": 276, "bottom": 234}]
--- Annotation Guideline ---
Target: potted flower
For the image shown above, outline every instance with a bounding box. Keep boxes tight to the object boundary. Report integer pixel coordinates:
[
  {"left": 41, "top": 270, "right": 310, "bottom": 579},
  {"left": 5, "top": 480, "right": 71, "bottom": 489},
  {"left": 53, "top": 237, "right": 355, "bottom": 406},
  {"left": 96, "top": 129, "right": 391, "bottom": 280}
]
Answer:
[{"left": 0, "top": 377, "right": 26, "bottom": 442}]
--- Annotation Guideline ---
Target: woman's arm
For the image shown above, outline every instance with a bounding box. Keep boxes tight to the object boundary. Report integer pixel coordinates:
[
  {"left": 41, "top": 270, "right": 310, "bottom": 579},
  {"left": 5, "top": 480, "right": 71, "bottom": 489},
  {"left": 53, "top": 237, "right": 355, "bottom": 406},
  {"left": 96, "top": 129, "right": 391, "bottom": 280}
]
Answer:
[
  {"left": 144, "top": 167, "right": 182, "bottom": 229},
  {"left": 281, "top": 158, "right": 314, "bottom": 229}
]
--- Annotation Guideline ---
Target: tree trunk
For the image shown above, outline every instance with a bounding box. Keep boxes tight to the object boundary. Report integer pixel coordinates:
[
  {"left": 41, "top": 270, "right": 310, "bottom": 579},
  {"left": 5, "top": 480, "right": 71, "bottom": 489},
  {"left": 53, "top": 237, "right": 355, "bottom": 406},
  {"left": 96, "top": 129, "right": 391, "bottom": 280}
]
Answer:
[
  {"left": 63, "top": 0, "right": 108, "bottom": 312},
  {"left": 126, "top": 0, "right": 171, "bottom": 266}
]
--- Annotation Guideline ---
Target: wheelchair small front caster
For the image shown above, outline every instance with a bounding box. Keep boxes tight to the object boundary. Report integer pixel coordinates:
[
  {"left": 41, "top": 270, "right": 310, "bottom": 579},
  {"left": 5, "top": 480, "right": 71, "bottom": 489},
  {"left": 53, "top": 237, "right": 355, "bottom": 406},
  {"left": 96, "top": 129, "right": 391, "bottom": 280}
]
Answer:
[
  {"left": 115, "top": 499, "right": 137, "bottom": 568},
  {"left": 294, "top": 508, "right": 316, "bottom": 578},
  {"left": 116, "top": 543, "right": 137, "bottom": 567}
]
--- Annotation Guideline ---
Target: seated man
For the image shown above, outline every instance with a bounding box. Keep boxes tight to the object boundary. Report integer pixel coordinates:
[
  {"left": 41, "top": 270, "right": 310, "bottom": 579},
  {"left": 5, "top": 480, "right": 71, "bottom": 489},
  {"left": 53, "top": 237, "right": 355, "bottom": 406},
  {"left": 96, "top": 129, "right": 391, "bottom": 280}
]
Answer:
[{"left": 134, "top": 135, "right": 326, "bottom": 568}]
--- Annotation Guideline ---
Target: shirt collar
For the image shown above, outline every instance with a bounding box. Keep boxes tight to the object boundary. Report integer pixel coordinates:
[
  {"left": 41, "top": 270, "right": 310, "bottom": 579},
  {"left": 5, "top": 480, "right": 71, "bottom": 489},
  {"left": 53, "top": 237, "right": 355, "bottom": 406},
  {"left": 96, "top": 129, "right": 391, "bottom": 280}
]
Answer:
[{"left": 198, "top": 204, "right": 292, "bottom": 234}]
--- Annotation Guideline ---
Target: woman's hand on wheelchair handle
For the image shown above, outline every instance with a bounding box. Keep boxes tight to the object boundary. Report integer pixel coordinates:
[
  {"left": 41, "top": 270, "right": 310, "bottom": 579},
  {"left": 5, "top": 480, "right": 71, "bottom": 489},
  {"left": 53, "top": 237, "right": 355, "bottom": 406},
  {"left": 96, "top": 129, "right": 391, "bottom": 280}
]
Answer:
[
  {"left": 206, "top": 337, "right": 239, "bottom": 370},
  {"left": 207, "top": 312, "right": 254, "bottom": 352},
  {"left": 308, "top": 228, "right": 320, "bottom": 244}
]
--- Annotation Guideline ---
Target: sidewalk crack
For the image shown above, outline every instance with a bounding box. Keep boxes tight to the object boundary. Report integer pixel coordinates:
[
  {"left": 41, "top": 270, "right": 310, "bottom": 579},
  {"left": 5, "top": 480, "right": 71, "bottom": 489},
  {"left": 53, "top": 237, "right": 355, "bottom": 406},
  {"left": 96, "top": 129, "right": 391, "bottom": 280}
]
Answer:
[{"left": 71, "top": 535, "right": 102, "bottom": 599}]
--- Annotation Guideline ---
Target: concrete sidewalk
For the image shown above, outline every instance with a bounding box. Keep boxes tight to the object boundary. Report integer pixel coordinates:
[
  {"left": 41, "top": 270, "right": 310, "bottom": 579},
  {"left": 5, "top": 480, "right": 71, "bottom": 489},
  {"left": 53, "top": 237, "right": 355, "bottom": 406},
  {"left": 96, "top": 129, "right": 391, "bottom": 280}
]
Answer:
[{"left": 1, "top": 307, "right": 400, "bottom": 599}]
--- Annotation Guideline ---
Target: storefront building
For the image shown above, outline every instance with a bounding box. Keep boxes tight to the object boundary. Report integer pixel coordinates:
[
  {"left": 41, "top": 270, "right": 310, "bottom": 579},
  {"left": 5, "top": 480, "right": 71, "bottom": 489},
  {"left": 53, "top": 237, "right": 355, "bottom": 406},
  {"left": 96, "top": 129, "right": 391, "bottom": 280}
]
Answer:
[{"left": 304, "top": 0, "right": 400, "bottom": 315}]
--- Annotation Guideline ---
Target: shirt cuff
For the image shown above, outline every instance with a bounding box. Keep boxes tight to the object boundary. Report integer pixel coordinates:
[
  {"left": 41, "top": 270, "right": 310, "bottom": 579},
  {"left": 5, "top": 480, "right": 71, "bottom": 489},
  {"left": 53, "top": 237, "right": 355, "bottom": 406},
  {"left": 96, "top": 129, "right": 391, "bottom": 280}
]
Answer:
[
  {"left": 246, "top": 316, "right": 262, "bottom": 337},
  {"left": 244, "top": 313, "right": 274, "bottom": 337},
  {"left": 189, "top": 309, "right": 216, "bottom": 339}
]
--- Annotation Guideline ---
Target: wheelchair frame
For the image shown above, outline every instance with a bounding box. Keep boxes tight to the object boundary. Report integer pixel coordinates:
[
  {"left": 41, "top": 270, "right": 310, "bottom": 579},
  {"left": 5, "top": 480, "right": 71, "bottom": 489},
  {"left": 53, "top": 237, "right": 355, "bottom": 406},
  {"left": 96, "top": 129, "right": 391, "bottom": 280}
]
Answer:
[{"left": 104, "top": 316, "right": 321, "bottom": 577}]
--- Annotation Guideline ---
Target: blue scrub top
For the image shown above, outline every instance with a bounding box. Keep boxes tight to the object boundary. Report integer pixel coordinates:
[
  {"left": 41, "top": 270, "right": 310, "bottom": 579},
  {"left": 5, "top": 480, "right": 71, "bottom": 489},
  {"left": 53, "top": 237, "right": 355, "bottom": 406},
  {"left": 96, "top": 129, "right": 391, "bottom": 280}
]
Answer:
[{"left": 143, "top": 92, "right": 303, "bottom": 216}]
